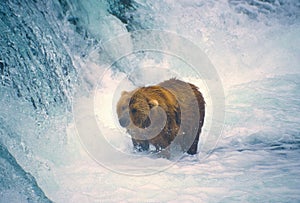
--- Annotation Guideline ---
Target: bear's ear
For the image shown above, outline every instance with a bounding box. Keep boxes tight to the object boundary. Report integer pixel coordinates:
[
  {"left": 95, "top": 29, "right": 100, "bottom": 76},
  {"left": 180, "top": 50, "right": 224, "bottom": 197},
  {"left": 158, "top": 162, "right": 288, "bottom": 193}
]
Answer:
[
  {"left": 149, "top": 99, "right": 159, "bottom": 108},
  {"left": 121, "top": 91, "right": 129, "bottom": 96}
]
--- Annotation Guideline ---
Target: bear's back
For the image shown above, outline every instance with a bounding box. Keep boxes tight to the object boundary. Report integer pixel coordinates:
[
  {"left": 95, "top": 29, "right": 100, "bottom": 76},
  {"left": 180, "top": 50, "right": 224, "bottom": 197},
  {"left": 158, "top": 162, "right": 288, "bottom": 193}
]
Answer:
[{"left": 159, "top": 78, "right": 205, "bottom": 134}]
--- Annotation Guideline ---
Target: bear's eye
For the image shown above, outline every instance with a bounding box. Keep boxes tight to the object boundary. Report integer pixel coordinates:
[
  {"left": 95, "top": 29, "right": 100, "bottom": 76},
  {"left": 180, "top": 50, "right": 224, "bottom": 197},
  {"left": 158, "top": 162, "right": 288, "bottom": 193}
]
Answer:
[
  {"left": 122, "top": 106, "right": 126, "bottom": 111},
  {"left": 131, "top": 108, "right": 137, "bottom": 114}
]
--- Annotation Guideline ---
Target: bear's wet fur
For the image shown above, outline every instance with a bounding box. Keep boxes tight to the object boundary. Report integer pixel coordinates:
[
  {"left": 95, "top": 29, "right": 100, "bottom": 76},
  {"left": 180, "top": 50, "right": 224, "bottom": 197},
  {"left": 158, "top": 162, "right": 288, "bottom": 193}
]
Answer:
[{"left": 117, "top": 78, "right": 205, "bottom": 156}]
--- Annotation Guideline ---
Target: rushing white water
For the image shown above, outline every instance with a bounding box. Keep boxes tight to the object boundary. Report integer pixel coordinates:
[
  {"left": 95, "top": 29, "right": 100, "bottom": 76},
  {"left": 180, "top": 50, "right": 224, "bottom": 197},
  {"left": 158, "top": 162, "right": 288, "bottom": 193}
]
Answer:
[{"left": 0, "top": 0, "right": 299, "bottom": 202}]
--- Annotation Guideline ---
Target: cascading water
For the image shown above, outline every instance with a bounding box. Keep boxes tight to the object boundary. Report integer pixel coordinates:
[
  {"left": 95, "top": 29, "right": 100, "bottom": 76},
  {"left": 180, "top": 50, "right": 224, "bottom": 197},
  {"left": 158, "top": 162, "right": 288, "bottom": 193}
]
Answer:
[{"left": 1, "top": 0, "right": 299, "bottom": 202}]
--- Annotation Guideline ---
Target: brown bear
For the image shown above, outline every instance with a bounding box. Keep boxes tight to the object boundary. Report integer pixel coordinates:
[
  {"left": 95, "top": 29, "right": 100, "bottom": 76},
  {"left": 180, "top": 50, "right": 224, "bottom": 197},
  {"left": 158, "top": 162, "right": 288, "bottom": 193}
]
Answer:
[{"left": 116, "top": 78, "right": 205, "bottom": 156}]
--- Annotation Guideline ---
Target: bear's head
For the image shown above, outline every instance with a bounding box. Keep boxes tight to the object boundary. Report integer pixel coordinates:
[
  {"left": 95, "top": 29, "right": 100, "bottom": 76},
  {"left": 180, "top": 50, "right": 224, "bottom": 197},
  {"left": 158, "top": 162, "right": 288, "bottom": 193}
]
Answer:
[
  {"left": 116, "top": 91, "right": 133, "bottom": 128},
  {"left": 116, "top": 88, "right": 160, "bottom": 129},
  {"left": 128, "top": 89, "right": 160, "bottom": 129}
]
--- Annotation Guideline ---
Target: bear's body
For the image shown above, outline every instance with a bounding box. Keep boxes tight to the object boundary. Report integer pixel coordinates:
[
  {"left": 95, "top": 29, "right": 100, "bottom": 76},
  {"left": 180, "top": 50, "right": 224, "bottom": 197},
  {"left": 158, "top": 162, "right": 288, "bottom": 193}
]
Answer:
[{"left": 117, "top": 79, "right": 205, "bottom": 156}]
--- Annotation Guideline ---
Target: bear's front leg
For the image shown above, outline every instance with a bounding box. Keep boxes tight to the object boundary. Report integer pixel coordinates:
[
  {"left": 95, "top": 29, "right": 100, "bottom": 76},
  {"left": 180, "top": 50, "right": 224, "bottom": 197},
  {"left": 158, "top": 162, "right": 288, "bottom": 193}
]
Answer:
[
  {"left": 132, "top": 138, "right": 149, "bottom": 152},
  {"left": 186, "top": 133, "right": 200, "bottom": 155},
  {"left": 156, "top": 148, "right": 171, "bottom": 159}
]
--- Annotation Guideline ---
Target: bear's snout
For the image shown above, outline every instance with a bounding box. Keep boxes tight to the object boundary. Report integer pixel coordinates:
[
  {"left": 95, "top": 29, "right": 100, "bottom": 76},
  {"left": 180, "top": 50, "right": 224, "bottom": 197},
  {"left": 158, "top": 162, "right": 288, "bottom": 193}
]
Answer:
[
  {"left": 141, "top": 116, "right": 151, "bottom": 129},
  {"left": 119, "top": 117, "right": 130, "bottom": 127}
]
